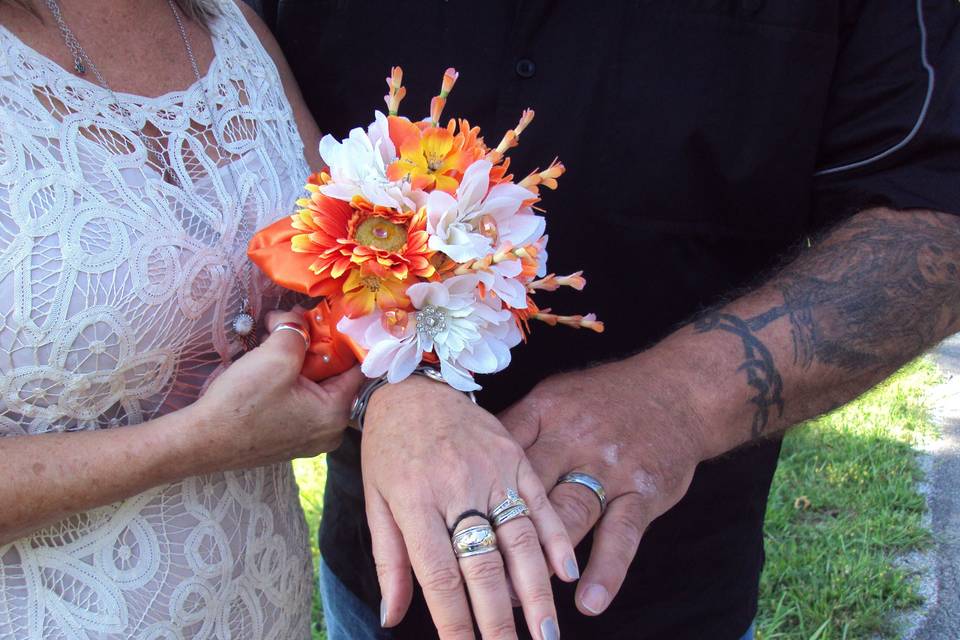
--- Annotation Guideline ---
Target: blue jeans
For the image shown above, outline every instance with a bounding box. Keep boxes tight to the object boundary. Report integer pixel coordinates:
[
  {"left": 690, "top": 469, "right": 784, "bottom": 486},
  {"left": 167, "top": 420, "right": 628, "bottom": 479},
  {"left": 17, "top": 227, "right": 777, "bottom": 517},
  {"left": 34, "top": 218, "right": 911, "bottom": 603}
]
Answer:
[{"left": 320, "top": 559, "right": 756, "bottom": 640}]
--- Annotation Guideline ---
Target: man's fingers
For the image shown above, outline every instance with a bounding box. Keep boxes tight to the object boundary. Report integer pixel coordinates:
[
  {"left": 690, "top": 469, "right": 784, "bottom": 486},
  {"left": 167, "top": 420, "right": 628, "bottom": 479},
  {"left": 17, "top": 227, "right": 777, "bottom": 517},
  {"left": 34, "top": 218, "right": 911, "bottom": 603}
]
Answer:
[
  {"left": 398, "top": 513, "right": 475, "bottom": 639},
  {"left": 575, "top": 494, "right": 648, "bottom": 616},
  {"left": 497, "top": 399, "right": 541, "bottom": 450},
  {"left": 523, "top": 439, "right": 571, "bottom": 501},
  {"left": 548, "top": 474, "right": 604, "bottom": 548},
  {"left": 366, "top": 488, "right": 413, "bottom": 628},
  {"left": 519, "top": 459, "right": 579, "bottom": 582}
]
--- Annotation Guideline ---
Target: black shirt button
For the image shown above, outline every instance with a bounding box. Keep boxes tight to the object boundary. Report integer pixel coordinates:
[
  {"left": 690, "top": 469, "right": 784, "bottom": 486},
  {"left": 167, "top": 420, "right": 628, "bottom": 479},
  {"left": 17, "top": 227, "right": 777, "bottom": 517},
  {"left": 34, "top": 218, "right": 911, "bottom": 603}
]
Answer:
[{"left": 515, "top": 58, "right": 536, "bottom": 79}]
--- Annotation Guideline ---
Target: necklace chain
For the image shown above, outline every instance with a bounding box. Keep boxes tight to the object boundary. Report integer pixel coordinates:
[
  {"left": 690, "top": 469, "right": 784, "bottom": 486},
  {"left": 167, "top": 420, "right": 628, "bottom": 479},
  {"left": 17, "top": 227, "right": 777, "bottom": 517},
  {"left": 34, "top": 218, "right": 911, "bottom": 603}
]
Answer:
[{"left": 42, "top": 0, "right": 259, "bottom": 352}]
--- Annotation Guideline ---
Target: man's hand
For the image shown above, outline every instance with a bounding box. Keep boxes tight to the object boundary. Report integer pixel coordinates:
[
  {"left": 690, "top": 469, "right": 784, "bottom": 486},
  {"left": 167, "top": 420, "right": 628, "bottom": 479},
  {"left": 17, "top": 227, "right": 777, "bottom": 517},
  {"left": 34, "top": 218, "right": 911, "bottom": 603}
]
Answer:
[
  {"left": 363, "top": 375, "right": 579, "bottom": 640},
  {"left": 501, "top": 208, "right": 960, "bottom": 617},
  {"left": 499, "top": 354, "right": 711, "bottom": 616}
]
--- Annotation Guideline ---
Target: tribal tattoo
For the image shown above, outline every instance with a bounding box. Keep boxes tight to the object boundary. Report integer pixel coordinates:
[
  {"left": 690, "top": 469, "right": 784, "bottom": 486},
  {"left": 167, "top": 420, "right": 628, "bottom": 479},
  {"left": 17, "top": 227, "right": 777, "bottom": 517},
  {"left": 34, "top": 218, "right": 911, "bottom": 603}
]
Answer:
[
  {"left": 693, "top": 311, "right": 784, "bottom": 438},
  {"left": 696, "top": 210, "right": 960, "bottom": 438}
]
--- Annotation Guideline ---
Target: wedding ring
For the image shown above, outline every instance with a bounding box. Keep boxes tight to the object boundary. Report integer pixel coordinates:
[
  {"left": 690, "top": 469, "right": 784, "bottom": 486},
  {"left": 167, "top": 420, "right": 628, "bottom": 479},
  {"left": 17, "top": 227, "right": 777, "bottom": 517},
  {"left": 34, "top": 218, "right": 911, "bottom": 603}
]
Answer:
[
  {"left": 489, "top": 488, "right": 529, "bottom": 528},
  {"left": 558, "top": 472, "right": 607, "bottom": 514},
  {"left": 271, "top": 321, "right": 310, "bottom": 350},
  {"left": 492, "top": 503, "right": 530, "bottom": 527},
  {"left": 452, "top": 524, "right": 498, "bottom": 559}
]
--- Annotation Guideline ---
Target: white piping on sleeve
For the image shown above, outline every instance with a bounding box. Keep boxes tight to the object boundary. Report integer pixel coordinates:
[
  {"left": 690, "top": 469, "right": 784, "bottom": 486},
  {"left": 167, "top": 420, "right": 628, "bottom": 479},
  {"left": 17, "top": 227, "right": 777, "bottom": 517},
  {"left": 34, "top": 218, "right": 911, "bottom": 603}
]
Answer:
[{"left": 814, "top": 0, "right": 934, "bottom": 177}]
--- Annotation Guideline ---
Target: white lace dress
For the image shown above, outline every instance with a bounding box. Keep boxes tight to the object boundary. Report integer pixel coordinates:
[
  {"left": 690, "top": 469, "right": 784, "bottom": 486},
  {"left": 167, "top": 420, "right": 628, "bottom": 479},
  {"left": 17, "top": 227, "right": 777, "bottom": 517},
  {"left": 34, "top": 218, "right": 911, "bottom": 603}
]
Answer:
[{"left": 0, "top": 3, "right": 314, "bottom": 638}]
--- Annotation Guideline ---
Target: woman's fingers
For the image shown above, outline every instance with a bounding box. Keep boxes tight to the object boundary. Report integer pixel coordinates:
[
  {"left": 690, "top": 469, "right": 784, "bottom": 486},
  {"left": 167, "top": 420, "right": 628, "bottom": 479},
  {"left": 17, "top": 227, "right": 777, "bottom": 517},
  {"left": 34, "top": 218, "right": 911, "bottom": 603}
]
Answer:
[
  {"left": 262, "top": 309, "right": 309, "bottom": 370},
  {"left": 519, "top": 459, "right": 579, "bottom": 583},
  {"left": 494, "top": 512, "right": 560, "bottom": 640},
  {"left": 454, "top": 515, "right": 518, "bottom": 640},
  {"left": 366, "top": 488, "right": 414, "bottom": 628},
  {"left": 575, "top": 493, "right": 647, "bottom": 616},
  {"left": 395, "top": 511, "right": 475, "bottom": 639}
]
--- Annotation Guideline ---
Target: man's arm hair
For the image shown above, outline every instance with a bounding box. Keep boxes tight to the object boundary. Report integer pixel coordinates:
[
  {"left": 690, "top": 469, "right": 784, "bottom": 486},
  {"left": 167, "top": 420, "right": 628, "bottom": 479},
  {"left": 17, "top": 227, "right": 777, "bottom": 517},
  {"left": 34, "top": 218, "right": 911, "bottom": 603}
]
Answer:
[{"left": 660, "top": 208, "right": 960, "bottom": 452}]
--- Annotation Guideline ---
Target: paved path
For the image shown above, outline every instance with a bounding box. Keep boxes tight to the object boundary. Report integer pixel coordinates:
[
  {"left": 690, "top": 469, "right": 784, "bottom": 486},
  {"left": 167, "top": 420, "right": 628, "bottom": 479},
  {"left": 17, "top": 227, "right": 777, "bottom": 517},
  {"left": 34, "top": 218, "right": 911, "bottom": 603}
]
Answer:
[{"left": 912, "top": 334, "right": 960, "bottom": 640}]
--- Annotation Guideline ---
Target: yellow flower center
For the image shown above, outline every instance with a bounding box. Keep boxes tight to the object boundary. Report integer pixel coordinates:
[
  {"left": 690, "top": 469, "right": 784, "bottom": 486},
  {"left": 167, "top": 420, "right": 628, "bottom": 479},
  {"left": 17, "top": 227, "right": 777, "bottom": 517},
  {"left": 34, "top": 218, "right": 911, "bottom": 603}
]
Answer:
[
  {"left": 361, "top": 276, "right": 381, "bottom": 292},
  {"left": 355, "top": 217, "right": 408, "bottom": 252}
]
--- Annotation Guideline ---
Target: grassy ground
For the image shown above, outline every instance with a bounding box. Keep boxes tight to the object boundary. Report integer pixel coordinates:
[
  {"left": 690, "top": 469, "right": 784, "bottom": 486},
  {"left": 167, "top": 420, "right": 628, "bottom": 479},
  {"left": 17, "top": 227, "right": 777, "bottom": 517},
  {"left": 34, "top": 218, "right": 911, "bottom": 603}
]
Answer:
[
  {"left": 291, "top": 456, "right": 329, "bottom": 640},
  {"left": 757, "top": 359, "right": 941, "bottom": 640},
  {"left": 293, "top": 359, "right": 940, "bottom": 640}
]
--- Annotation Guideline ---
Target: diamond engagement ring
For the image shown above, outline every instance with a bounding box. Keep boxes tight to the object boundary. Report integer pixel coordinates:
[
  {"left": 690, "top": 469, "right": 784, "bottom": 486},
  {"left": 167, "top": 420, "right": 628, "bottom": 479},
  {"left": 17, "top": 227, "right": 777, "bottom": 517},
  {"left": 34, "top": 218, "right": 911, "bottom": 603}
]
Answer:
[
  {"left": 452, "top": 524, "right": 498, "bottom": 559},
  {"left": 489, "top": 488, "right": 530, "bottom": 528}
]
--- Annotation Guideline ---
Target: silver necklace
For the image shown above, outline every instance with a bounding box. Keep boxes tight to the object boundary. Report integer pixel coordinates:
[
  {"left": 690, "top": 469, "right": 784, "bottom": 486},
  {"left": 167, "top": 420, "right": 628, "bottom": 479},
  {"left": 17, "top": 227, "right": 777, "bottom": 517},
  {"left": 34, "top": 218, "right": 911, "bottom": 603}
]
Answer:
[{"left": 44, "top": 0, "right": 259, "bottom": 352}]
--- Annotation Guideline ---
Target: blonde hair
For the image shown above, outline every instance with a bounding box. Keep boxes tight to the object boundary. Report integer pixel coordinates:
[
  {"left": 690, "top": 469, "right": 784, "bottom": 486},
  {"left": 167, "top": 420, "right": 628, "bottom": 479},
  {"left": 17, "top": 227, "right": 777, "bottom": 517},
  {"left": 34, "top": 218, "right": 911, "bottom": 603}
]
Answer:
[{"left": 5, "top": 0, "right": 221, "bottom": 28}]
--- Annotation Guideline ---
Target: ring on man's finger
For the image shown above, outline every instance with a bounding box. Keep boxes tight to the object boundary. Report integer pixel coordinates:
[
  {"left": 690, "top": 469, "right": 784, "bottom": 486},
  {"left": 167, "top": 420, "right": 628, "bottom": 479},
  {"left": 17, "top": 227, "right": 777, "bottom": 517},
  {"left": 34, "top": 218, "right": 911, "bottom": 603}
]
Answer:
[
  {"left": 557, "top": 472, "right": 607, "bottom": 514},
  {"left": 452, "top": 524, "right": 498, "bottom": 559}
]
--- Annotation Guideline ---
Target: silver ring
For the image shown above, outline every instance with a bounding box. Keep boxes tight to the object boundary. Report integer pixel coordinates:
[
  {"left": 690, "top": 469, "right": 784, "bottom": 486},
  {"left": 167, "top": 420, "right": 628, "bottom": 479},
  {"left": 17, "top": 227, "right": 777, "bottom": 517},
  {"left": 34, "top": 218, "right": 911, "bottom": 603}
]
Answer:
[
  {"left": 492, "top": 503, "right": 530, "bottom": 527},
  {"left": 489, "top": 488, "right": 526, "bottom": 520},
  {"left": 272, "top": 322, "right": 310, "bottom": 350},
  {"left": 452, "top": 524, "right": 498, "bottom": 559},
  {"left": 558, "top": 472, "right": 607, "bottom": 513}
]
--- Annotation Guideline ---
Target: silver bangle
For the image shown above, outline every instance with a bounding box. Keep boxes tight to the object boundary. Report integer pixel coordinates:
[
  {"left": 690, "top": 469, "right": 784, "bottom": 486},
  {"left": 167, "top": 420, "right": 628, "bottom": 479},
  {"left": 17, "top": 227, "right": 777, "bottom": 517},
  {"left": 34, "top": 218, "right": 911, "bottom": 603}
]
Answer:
[{"left": 349, "top": 365, "right": 478, "bottom": 431}]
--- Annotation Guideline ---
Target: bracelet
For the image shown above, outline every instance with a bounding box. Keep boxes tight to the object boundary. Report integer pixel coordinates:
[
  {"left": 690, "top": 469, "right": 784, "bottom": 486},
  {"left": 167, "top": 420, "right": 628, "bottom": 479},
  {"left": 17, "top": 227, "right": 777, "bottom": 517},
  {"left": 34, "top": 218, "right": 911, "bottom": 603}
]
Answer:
[{"left": 349, "top": 365, "right": 478, "bottom": 431}]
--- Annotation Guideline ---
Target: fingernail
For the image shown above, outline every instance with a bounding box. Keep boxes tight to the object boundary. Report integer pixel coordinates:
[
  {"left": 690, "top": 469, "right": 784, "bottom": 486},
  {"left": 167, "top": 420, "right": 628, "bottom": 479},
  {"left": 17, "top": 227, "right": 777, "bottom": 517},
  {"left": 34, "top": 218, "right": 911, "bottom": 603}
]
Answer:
[
  {"left": 540, "top": 616, "right": 560, "bottom": 640},
  {"left": 580, "top": 584, "right": 609, "bottom": 615},
  {"left": 564, "top": 556, "right": 580, "bottom": 581},
  {"left": 380, "top": 599, "right": 387, "bottom": 627}
]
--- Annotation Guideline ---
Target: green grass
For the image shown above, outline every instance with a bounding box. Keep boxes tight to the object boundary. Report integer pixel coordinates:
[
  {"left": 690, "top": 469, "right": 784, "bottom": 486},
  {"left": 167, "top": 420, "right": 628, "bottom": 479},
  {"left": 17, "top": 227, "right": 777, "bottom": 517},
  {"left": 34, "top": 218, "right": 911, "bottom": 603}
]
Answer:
[
  {"left": 293, "top": 359, "right": 941, "bottom": 640},
  {"left": 292, "top": 456, "right": 329, "bottom": 640},
  {"left": 757, "top": 359, "right": 941, "bottom": 640}
]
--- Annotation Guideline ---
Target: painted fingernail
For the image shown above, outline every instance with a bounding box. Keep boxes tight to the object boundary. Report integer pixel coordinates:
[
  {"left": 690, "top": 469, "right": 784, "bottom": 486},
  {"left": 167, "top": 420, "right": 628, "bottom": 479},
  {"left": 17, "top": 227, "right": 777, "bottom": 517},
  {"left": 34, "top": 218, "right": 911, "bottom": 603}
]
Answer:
[
  {"left": 580, "top": 584, "right": 609, "bottom": 614},
  {"left": 380, "top": 599, "right": 387, "bottom": 627},
  {"left": 541, "top": 616, "right": 560, "bottom": 640},
  {"left": 564, "top": 556, "right": 580, "bottom": 581}
]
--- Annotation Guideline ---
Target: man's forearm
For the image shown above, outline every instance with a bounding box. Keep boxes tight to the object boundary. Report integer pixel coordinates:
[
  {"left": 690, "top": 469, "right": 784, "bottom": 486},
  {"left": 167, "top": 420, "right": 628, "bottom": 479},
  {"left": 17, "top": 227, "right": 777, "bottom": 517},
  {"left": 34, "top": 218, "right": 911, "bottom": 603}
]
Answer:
[{"left": 643, "top": 208, "right": 960, "bottom": 458}]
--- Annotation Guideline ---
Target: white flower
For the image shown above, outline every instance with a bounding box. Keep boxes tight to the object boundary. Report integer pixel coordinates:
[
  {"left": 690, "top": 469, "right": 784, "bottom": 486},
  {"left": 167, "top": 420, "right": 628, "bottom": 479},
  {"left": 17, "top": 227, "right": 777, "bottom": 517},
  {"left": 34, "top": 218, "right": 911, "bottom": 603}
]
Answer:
[
  {"left": 318, "top": 119, "right": 421, "bottom": 210},
  {"left": 338, "top": 274, "right": 519, "bottom": 391},
  {"left": 425, "top": 160, "right": 546, "bottom": 264}
]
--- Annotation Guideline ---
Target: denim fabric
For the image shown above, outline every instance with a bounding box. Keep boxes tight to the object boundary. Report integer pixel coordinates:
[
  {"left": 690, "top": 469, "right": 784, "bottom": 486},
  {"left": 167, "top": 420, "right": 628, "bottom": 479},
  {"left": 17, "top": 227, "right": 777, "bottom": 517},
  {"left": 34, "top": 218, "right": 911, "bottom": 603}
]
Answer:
[
  {"left": 320, "top": 558, "right": 758, "bottom": 640},
  {"left": 319, "top": 559, "right": 391, "bottom": 640}
]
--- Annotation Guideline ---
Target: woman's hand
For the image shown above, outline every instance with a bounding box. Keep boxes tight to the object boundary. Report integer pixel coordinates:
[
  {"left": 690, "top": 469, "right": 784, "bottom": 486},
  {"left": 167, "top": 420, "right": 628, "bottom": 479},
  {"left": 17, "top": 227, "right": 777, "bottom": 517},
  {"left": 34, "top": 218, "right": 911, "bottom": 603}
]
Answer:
[
  {"left": 363, "top": 375, "right": 578, "bottom": 640},
  {"left": 188, "top": 308, "right": 365, "bottom": 472}
]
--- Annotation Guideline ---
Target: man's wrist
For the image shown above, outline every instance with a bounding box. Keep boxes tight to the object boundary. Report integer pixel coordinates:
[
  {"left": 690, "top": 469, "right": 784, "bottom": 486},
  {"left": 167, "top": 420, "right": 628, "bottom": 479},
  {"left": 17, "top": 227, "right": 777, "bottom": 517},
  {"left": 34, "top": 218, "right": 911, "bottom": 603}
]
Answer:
[{"left": 627, "top": 329, "right": 749, "bottom": 461}]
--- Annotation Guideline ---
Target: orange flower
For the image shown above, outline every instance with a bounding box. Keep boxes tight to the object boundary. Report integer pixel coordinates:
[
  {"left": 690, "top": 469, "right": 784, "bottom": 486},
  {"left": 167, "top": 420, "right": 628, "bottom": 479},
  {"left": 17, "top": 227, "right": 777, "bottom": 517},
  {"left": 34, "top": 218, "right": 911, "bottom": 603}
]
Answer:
[
  {"left": 289, "top": 186, "right": 437, "bottom": 298},
  {"left": 341, "top": 262, "right": 411, "bottom": 318},
  {"left": 386, "top": 117, "right": 487, "bottom": 194}
]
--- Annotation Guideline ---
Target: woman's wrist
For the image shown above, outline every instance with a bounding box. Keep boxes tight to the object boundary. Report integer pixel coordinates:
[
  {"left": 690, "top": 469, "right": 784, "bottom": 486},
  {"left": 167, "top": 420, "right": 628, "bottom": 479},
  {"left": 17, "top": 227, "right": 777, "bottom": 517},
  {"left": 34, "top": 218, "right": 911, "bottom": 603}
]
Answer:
[
  {"left": 366, "top": 374, "right": 465, "bottom": 432},
  {"left": 160, "top": 401, "right": 229, "bottom": 478}
]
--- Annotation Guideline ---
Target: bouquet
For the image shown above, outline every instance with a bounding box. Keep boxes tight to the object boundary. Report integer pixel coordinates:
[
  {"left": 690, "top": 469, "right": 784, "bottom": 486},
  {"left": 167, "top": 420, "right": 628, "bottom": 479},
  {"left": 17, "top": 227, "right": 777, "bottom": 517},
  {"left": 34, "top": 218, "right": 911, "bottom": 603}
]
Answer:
[{"left": 248, "top": 67, "right": 602, "bottom": 391}]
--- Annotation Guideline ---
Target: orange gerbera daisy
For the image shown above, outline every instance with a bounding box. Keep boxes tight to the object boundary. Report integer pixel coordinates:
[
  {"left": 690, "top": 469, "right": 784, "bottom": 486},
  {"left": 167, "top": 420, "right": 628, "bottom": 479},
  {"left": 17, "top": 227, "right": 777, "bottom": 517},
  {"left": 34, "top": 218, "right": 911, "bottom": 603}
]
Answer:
[{"left": 289, "top": 188, "right": 437, "bottom": 310}]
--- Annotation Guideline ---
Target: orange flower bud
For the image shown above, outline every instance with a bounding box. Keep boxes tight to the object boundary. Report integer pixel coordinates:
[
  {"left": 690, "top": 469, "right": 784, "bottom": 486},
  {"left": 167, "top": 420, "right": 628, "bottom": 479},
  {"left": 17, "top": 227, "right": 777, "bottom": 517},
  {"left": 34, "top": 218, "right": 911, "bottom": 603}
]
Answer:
[{"left": 440, "top": 67, "right": 459, "bottom": 98}]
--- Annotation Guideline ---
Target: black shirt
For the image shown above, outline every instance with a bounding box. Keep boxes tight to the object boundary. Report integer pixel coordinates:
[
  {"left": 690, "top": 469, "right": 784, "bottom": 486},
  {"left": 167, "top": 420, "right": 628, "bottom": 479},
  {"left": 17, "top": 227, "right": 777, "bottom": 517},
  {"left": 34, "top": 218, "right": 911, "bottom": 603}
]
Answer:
[{"left": 266, "top": 2, "right": 960, "bottom": 638}]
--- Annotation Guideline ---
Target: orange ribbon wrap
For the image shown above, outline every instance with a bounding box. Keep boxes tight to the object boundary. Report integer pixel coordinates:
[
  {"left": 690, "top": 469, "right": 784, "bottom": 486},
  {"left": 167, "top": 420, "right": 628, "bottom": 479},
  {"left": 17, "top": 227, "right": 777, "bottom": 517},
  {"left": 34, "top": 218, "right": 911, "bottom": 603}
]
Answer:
[{"left": 248, "top": 216, "right": 364, "bottom": 380}]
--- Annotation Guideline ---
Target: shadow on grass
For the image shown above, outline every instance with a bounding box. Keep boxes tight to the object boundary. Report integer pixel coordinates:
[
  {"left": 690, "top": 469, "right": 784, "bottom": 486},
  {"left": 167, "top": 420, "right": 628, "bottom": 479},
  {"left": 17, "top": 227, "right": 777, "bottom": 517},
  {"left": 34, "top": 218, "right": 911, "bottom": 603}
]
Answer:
[{"left": 757, "top": 359, "right": 940, "bottom": 640}]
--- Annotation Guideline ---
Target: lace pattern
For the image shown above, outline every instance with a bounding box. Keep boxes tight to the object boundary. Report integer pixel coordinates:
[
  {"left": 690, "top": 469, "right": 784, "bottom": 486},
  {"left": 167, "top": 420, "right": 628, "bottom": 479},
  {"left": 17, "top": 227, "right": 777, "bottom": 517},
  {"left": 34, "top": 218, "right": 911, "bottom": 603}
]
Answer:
[{"left": 0, "top": 2, "right": 313, "bottom": 637}]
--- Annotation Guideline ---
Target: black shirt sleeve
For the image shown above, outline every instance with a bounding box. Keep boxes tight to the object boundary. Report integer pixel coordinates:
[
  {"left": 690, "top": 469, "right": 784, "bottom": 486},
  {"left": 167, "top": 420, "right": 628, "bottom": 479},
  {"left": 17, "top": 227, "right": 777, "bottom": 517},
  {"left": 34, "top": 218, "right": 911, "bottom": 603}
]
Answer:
[{"left": 812, "top": 0, "right": 960, "bottom": 227}]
